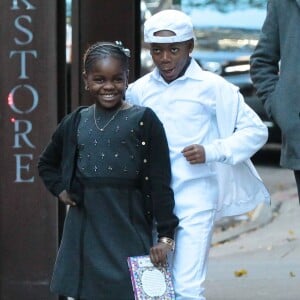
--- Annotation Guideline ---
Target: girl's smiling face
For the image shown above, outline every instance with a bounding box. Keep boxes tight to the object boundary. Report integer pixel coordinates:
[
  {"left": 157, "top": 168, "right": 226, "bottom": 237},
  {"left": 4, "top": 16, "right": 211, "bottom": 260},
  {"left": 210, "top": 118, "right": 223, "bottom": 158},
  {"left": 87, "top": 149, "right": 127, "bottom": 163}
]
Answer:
[{"left": 83, "top": 56, "right": 128, "bottom": 109}]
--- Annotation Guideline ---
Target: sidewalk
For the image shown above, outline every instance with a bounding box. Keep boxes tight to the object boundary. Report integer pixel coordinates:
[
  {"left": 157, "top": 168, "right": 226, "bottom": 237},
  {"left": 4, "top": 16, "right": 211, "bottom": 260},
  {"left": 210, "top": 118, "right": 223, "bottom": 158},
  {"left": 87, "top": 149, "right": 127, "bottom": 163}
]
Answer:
[
  {"left": 212, "top": 186, "right": 298, "bottom": 246},
  {"left": 206, "top": 185, "right": 300, "bottom": 300}
]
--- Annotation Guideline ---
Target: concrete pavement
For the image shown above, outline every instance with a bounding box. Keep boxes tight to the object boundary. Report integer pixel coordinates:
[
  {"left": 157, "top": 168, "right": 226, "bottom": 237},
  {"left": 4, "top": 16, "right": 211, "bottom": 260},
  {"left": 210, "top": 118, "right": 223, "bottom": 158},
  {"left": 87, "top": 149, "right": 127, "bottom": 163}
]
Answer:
[
  {"left": 206, "top": 185, "right": 300, "bottom": 300},
  {"left": 212, "top": 186, "right": 298, "bottom": 245}
]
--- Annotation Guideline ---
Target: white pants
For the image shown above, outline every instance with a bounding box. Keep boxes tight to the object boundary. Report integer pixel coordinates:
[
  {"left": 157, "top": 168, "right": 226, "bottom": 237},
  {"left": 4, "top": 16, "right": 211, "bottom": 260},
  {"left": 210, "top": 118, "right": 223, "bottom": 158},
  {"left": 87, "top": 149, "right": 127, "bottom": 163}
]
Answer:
[{"left": 170, "top": 209, "right": 216, "bottom": 300}]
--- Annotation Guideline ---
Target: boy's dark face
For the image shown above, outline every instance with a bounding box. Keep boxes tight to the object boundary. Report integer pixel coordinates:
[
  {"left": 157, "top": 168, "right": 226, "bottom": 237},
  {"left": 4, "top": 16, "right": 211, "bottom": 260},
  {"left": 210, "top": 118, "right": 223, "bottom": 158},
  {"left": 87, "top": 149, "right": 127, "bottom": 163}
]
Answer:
[{"left": 149, "top": 31, "right": 194, "bottom": 83}]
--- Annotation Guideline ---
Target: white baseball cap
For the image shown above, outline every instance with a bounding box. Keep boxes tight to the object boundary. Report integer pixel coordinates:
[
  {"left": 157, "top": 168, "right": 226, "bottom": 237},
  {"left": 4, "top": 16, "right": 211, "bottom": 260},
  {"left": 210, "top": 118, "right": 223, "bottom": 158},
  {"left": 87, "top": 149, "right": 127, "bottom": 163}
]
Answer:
[{"left": 144, "top": 9, "right": 195, "bottom": 43}]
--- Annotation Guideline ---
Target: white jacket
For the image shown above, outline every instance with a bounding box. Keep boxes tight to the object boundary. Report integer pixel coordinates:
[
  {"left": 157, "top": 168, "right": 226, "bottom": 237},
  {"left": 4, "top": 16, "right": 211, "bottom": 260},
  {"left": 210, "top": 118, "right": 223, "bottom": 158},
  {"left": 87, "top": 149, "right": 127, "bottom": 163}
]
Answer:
[
  {"left": 213, "top": 76, "right": 270, "bottom": 219},
  {"left": 127, "top": 59, "right": 270, "bottom": 220}
]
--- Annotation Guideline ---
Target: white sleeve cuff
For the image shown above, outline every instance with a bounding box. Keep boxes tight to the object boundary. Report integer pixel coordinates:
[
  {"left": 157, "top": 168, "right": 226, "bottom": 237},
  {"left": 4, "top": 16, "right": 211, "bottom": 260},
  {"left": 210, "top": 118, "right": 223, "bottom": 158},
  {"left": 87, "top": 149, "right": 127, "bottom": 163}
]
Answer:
[{"left": 203, "top": 143, "right": 226, "bottom": 163}]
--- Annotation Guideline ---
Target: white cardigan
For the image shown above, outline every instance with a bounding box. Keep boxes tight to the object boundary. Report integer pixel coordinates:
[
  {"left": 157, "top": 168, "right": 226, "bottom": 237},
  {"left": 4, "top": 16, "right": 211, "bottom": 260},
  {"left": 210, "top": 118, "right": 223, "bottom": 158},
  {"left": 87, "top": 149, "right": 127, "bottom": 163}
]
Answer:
[{"left": 213, "top": 79, "right": 270, "bottom": 219}]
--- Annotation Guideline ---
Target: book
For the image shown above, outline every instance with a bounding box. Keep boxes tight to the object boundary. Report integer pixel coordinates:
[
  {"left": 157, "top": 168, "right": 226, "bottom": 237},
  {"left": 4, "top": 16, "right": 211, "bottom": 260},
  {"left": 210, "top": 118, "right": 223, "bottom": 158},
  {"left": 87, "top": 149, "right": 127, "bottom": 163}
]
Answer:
[{"left": 127, "top": 255, "right": 175, "bottom": 300}]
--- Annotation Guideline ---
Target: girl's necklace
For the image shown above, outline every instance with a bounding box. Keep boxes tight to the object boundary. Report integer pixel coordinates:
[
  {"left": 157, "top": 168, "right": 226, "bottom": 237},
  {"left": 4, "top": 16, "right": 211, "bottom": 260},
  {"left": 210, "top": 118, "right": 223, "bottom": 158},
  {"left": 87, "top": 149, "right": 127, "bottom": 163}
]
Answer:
[{"left": 93, "top": 103, "right": 124, "bottom": 132}]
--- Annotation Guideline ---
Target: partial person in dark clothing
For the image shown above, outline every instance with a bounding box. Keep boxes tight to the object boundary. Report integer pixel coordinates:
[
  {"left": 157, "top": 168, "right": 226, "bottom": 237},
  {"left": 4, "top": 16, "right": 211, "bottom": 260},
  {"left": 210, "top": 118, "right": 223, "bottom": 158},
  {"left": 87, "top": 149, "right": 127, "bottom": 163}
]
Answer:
[
  {"left": 250, "top": 0, "right": 300, "bottom": 201},
  {"left": 38, "top": 41, "right": 178, "bottom": 300}
]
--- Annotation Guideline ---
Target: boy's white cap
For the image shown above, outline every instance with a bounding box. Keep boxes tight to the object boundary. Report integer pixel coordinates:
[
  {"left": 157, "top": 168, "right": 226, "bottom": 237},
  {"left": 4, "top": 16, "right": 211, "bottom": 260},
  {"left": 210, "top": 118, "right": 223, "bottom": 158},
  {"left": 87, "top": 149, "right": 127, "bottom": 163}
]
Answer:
[{"left": 144, "top": 9, "right": 195, "bottom": 43}]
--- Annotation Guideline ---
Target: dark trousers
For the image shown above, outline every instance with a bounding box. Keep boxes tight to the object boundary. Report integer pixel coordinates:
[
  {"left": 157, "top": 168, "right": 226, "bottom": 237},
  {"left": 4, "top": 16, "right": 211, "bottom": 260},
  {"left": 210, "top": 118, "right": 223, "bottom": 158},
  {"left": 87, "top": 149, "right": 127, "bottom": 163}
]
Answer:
[{"left": 294, "top": 170, "right": 300, "bottom": 203}]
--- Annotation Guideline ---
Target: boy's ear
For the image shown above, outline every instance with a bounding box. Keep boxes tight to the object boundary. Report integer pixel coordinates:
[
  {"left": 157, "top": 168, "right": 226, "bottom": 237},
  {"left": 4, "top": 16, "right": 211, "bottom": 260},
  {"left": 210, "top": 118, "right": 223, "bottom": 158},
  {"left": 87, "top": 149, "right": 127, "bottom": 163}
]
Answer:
[{"left": 189, "top": 39, "right": 194, "bottom": 53}]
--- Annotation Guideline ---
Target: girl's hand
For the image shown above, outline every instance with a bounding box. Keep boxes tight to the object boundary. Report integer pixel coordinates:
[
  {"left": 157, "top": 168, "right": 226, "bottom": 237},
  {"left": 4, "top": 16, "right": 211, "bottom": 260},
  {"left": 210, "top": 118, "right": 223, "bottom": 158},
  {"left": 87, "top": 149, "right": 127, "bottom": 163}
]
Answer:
[
  {"left": 149, "top": 242, "right": 171, "bottom": 267},
  {"left": 58, "top": 190, "right": 77, "bottom": 206}
]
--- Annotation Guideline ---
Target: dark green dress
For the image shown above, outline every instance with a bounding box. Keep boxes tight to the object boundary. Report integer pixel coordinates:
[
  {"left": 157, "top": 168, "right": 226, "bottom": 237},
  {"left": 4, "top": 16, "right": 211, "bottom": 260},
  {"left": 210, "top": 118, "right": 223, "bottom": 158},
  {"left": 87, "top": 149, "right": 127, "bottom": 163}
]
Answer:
[
  {"left": 38, "top": 104, "right": 178, "bottom": 300},
  {"left": 51, "top": 105, "right": 154, "bottom": 299}
]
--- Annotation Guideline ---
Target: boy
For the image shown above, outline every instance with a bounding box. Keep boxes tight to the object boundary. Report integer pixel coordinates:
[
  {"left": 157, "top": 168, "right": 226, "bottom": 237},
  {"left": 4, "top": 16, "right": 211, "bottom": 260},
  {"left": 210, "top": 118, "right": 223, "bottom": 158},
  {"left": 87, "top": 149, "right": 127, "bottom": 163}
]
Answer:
[{"left": 127, "top": 9, "right": 270, "bottom": 300}]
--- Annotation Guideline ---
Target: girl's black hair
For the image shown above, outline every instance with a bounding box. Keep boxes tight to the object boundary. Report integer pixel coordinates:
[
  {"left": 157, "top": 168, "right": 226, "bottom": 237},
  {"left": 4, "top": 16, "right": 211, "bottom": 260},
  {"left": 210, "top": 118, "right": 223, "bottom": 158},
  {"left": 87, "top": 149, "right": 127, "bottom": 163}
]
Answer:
[{"left": 83, "top": 41, "right": 130, "bottom": 73}]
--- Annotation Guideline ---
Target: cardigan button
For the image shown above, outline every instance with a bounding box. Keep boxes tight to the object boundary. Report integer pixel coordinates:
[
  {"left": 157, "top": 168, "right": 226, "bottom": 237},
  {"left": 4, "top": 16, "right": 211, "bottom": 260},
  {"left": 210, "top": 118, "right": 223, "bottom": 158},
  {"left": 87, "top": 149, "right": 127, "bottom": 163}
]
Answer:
[
  {"left": 145, "top": 176, "right": 149, "bottom": 181},
  {"left": 140, "top": 121, "right": 144, "bottom": 126},
  {"left": 143, "top": 159, "right": 148, "bottom": 163},
  {"left": 142, "top": 141, "right": 146, "bottom": 146}
]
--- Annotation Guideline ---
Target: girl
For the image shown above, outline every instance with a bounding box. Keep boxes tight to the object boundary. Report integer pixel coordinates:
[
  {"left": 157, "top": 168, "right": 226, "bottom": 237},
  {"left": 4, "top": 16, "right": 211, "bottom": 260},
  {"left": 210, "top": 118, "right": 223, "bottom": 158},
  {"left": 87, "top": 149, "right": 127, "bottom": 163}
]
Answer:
[{"left": 38, "top": 41, "right": 178, "bottom": 299}]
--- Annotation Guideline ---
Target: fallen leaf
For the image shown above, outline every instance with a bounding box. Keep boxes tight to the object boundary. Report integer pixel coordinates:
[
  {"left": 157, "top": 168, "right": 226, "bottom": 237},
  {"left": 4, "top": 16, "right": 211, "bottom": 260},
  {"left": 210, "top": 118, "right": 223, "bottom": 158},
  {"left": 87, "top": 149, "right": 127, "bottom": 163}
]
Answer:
[
  {"left": 234, "top": 269, "right": 248, "bottom": 277},
  {"left": 289, "top": 271, "right": 296, "bottom": 278}
]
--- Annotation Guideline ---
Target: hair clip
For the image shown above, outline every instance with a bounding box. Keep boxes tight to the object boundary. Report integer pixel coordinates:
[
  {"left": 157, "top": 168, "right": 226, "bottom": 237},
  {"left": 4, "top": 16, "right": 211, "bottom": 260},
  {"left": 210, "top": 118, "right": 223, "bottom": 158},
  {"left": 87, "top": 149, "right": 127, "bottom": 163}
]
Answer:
[{"left": 115, "top": 41, "right": 131, "bottom": 58}]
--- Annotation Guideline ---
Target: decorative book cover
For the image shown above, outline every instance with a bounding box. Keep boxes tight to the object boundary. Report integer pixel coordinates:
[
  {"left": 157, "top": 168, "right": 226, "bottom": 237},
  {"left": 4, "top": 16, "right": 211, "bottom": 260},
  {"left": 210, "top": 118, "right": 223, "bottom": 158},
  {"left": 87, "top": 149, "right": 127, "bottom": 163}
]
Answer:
[{"left": 127, "top": 255, "right": 175, "bottom": 300}]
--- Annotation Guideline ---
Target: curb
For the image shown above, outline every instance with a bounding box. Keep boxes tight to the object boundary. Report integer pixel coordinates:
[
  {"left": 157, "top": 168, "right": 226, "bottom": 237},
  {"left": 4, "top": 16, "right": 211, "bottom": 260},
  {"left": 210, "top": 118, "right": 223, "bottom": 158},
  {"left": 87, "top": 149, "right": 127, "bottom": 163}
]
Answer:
[
  {"left": 212, "top": 204, "right": 273, "bottom": 246},
  {"left": 211, "top": 186, "right": 297, "bottom": 246}
]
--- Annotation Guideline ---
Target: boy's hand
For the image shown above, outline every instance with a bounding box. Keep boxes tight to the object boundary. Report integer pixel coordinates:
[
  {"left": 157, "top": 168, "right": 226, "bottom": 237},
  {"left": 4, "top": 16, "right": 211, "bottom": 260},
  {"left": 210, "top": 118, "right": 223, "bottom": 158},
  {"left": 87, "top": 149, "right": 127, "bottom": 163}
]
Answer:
[{"left": 182, "top": 144, "right": 205, "bottom": 164}]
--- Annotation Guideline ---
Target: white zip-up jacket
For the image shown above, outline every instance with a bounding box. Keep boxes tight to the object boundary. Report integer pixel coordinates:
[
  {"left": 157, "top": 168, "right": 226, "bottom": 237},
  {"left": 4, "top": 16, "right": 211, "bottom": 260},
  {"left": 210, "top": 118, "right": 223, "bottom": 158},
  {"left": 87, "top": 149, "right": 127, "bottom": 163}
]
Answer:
[{"left": 127, "top": 59, "right": 270, "bottom": 220}]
